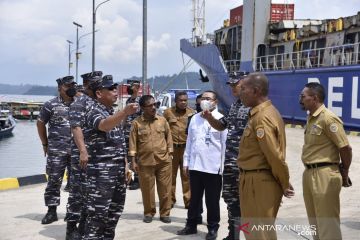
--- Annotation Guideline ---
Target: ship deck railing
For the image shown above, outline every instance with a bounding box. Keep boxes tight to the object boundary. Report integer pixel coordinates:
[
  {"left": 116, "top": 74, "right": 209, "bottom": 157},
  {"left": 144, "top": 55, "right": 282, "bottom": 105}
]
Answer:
[{"left": 254, "top": 42, "right": 360, "bottom": 71}]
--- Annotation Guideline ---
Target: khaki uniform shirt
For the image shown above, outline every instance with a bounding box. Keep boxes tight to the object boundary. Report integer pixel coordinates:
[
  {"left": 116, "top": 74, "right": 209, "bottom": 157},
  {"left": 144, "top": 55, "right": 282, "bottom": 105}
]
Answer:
[
  {"left": 163, "top": 106, "right": 195, "bottom": 144},
  {"left": 302, "top": 104, "right": 349, "bottom": 164},
  {"left": 129, "top": 114, "right": 173, "bottom": 166},
  {"left": 238, "top": 100, "right": 290, "bottom": 191}
]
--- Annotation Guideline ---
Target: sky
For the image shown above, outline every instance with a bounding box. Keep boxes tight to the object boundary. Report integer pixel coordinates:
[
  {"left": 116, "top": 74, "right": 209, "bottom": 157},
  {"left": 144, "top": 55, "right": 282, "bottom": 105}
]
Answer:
[{"left": 0, "top": 0, "right": 359, "bottom": 86}]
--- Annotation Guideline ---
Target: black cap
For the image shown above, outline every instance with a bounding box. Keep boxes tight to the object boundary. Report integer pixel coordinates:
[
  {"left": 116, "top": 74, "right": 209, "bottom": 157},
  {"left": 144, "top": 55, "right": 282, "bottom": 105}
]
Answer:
[
  {"left": 127, "top": 79, "right": 141, "bottom": 86},
  {"left": 81, "top": 71, "right": 103, "bottom": 82},
  {"left": 226, "top": 71, "right": 250, "bottom": 84},
  {"left": 56, "top": 76, "right": 75, "bottom": 85}
]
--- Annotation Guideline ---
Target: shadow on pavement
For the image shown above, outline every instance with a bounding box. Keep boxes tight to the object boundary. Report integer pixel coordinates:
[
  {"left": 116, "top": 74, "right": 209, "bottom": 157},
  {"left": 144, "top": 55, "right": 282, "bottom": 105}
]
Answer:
[
  {"left": 39, "top": 224, "right": 66, "bottom": 240},
  {"left": 15, "top": 213, "right": 66, "bottom": 222},
  {"left": 159, "top": 225, "right": 207, "bottom": 240}
]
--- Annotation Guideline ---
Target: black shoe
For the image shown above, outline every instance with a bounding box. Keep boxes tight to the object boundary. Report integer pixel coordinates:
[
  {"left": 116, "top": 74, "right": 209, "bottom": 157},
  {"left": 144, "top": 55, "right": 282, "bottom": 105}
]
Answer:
[
  {"left": 64, "top": 182, "right": 70, "bottom": 192},
  {"left": 160, "top": 216, "right": 171, "bottom": 223},
  {"left": 176, "top": 226, "right": 197, "bottom": 235},
  {"left": 66, "top": 223, "right": 81, "bottom": 240},
  {"left": 41, "top": 211, "right": 58, "bottom": 224},
  {"left": 129, "top": 182, "right": 140, "bottom": 190},
  {"left": 143, "top": 215, "right": 153, "bottom": 223},
  {"left": 206, "top": 229, "right": 218, "bottom": 240}
]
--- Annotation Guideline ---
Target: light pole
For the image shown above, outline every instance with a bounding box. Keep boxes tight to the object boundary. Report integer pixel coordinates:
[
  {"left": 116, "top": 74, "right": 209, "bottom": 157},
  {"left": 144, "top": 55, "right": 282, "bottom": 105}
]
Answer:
[
  {"left": 93, "top": 0, "right": 110, "bottom": 72},
  {"left": 73, "top": 21, "right": 83, "bottom": 83},
  {"left": 69, "top": 45, "right": 86, "bottom": 73},
  {"left": 66, "top": 40, "right": 73, "bottom": 75},
  {"left": 142, "top": 0, "right": 147, "bottom": 94}
]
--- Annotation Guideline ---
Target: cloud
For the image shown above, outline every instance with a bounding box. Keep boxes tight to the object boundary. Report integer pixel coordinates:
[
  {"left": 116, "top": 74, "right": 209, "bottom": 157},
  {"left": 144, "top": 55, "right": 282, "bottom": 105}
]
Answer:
[{"left": 0, "top": 0, "right": 359, "bottom": 85}]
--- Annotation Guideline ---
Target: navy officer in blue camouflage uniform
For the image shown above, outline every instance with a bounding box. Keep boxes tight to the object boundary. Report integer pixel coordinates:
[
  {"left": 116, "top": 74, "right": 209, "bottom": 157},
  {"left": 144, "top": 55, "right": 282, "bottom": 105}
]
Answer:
[
  {"left": 84, "top": 75, "right": 138, "bottom": 239},
  {"left": 65, "top": 71, "right": 103, "bottom": 239},
  {"left": 37, "top": 76, "right": 76, "bottom": 224},
  {"left": 123, "top": 79, "right": 142, "bottom": 190},
  {"left": 203, "top": 71, "right": 249, "bottom": 240}
]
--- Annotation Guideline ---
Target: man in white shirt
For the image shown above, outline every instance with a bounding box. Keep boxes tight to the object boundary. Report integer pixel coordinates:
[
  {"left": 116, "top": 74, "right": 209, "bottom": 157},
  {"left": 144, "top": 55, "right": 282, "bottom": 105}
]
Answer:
[{"left": 177, "top": 91, "right": 228, "bottom": 240}]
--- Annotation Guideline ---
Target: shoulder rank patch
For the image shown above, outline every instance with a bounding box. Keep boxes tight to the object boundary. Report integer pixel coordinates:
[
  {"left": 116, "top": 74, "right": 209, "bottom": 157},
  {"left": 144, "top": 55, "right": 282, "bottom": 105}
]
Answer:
[
  {"left": 329, "top": 123, "right": 338, "bottom": 133},
  {"left": 256, "top": 128, "right": 265, "bottom": 139}
]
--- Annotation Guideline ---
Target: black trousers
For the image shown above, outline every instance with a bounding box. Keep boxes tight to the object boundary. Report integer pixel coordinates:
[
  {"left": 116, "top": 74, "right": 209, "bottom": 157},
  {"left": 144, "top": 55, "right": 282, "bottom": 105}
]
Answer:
[{"left": 187, "top": 170, "right": 222, "bottom": 231}]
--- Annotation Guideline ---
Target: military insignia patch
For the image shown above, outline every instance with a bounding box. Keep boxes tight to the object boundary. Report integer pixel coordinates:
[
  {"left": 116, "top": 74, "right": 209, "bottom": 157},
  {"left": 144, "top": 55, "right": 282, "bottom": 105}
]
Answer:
[
  {"left": 256, "top": 128, "right": 265, "bottom": 139},
  {"left": 330, "top": 123, "right": 338, "bottom": 133}
]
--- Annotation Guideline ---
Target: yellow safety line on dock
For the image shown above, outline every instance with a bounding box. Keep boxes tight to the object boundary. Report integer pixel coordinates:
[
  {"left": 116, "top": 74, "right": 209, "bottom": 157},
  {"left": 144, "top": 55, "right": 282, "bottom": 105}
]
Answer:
[
  {"left": 0, "top": 178, "right": 20, "bottom": 191},
  {"left": 0, "top": 173, "right": 68, "bottom": 191}
]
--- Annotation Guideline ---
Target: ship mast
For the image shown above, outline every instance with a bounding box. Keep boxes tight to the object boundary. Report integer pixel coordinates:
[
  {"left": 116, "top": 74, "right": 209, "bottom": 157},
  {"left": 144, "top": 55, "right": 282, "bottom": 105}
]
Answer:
[{"left": 192, "top": 0, "right": 206, "bottom": 46}]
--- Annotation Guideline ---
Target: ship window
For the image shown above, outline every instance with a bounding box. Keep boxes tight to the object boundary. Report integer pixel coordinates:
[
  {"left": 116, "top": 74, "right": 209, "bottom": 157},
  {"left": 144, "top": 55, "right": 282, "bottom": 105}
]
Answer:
[
  {"left": 277, "top": 46, "right": 285, "bottom": 54},
  {"left": 302, "top": 41, "right": 311, "bottom": 50},
  {"left": 316, "top": 39, "right": 326, "bottom": 49},
  {"left": 345, "top": 33, "right": 356, "bottom": 44}
]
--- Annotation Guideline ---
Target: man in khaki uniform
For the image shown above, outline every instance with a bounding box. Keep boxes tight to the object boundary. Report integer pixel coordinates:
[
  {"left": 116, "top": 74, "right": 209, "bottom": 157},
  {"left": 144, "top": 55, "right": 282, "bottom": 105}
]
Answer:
[
  {"left": 129, "top": 95, "right": 173, "bottom": 224},
  {"left": 300, "top": 82, "right": 352, "bottom": 240},
  {"left": 238, "top": 73, "right": 294, "bottom": 240},
  {"left": 163, "top": 91, "right": 196, "bottom": 209}
]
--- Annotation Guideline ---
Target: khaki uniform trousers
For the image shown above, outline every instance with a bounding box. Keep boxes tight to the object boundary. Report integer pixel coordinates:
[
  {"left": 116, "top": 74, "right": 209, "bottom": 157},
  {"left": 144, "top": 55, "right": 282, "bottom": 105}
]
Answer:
[
  {"left": 171, "top": 146, "right": 190, "bottom": 207},
  {"left": 138, "top": 160, "right": 172, "bottom": 217},
  {"left": 239, "top": 171, "right": 283, "bottom": 240},
  {"left": 303, "top": 165, "right": 342, "bottom": 240}
]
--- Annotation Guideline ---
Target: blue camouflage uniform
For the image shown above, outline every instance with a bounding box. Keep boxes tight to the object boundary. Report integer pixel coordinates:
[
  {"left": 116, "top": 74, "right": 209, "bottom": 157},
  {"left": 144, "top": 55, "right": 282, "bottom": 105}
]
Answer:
[
  {"left": 218, "top": 99, "right": 249, "bottom": 239},
  {"left": 65, "top": 93, "right": 96, "bottom": 224},
  {"left": 123, "top": 96, "right": 141, "bottom": 154},
  {"left": 84, "top": 101, "right": 127, "bottom": 240},
  {"left": 39, "top": 96, "right": 72, "bottom": 207}
]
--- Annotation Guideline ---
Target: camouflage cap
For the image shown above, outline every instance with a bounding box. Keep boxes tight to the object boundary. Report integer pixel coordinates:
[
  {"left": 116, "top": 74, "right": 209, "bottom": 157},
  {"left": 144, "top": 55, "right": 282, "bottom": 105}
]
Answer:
[
  {"left": 226, "top": 71, "right": 249, "bottom": 84},
  {"left": 127, "top": 79, "right": 141, "bottom": 86},
  {"left": 56, "top": 76, "right": 75, "bottom": 86},
  {"left": 81, "top": 71, "right": 103, "bottom": 82}
]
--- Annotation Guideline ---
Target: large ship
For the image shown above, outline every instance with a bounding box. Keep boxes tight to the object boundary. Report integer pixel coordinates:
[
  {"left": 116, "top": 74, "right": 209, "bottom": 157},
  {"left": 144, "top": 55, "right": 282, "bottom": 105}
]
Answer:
[{"left": 180, "top": 0, "right": 360, "bottom": 130}]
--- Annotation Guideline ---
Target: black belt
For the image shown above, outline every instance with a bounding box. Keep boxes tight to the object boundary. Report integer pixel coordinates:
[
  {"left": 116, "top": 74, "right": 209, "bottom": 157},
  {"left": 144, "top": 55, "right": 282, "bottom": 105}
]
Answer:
[
  {"left": 174, "top": 143, "right": 186, "bottom": 148},
  {"left": 305, "top": 162, "right": 338, "bottom": 169},
  {"left": 239, "top": 168, "right": 271, "bottom": 173}
]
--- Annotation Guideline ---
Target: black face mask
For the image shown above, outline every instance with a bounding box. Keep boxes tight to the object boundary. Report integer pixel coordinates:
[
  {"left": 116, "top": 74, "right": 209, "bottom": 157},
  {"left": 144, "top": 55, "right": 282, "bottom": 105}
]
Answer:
[
  {"left": 127, "top": 86, "right": 134, "bottom": 95},
  {"left": 66, "top": 87, "right": 77, "bottom": 98},
  {"left": 195, "top": 103, "right": 202, "bottom": 113}
]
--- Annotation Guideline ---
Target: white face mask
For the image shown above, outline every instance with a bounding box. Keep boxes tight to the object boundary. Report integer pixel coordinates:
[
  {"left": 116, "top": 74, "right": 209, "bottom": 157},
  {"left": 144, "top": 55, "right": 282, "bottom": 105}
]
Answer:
[{"left": 200, "top": 100, "right": 213, "bottom": 111}]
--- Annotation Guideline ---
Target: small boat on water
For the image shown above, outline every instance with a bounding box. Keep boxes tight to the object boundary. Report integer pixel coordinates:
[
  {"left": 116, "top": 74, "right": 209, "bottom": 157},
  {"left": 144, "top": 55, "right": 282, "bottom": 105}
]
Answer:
[
  {"left": 0, "top": 105, "right": 16, "bottom": 138},
  {"left": 6, "top": 101, "right": 43, "bottom": 120}
]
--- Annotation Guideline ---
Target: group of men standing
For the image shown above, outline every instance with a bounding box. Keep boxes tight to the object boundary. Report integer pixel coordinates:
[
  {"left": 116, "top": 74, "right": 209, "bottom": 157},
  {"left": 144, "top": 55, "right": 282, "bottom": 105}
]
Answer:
[
  {"left": 37, "top": 72, "right": 138, "bottom": 240},
  {"left": 37, "top": 70, "right": 352, "bottom": 240}
]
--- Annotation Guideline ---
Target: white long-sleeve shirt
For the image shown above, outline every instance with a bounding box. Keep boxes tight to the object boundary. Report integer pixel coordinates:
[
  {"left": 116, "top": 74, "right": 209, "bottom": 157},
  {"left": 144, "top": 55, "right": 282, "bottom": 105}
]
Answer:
[{"left": 183, "top": 109, "right": 228, "bottom": 174}]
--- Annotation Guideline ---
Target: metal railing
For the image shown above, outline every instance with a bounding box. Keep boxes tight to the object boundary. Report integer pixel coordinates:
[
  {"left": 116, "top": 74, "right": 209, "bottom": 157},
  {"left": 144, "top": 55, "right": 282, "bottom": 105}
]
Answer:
[{"left": 255, "top": 42, "right": 360, "bottom": 71}]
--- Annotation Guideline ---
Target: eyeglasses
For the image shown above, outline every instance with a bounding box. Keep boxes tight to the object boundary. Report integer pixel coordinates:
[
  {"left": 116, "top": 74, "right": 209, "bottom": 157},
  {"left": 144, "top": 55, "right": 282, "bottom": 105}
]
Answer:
[{"left": 200, "top": 97, "right": 215, "bottom": 101}]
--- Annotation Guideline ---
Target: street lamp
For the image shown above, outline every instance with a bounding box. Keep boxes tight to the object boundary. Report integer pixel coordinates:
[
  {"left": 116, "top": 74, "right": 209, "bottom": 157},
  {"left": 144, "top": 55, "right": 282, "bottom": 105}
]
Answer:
[
  {"left": 69, "top": 45, "right": 86, "bottom": 73},
  {"left": 73, "top": 21, "right": 83, "bottom": 83},
  {"left": 142, "top": 0, "right": 147, "bottom": 93},
  {"left": 92, "top": 0, "right": 111, "bottom": 72},
  {"left": 66, "top": 40, "right": 73, "bottom": 75}
]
